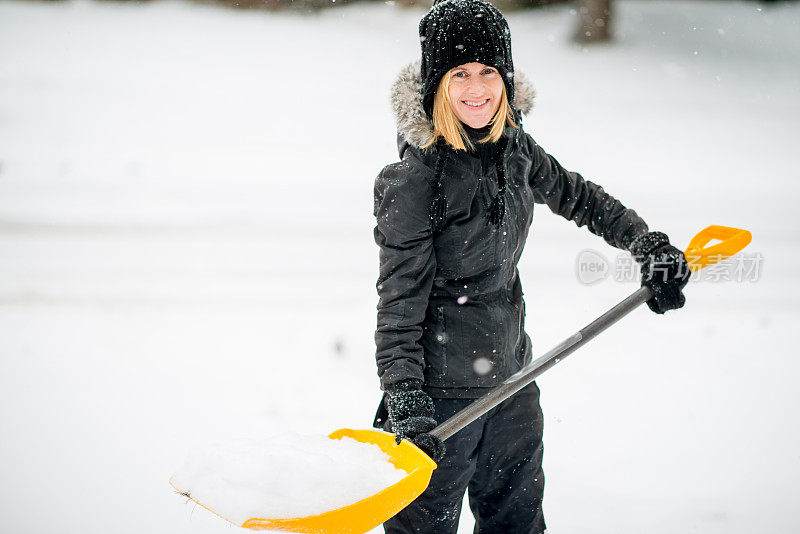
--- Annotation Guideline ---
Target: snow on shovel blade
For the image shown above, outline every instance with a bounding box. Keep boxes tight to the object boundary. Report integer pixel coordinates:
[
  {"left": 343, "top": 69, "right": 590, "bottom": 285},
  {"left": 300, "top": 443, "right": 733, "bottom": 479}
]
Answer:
[
  {"left": 171, "top": 429, "right": 437, "bottom": 534},
  {"left": 242, "top": 430, "right": 436, "bottom": 533}
]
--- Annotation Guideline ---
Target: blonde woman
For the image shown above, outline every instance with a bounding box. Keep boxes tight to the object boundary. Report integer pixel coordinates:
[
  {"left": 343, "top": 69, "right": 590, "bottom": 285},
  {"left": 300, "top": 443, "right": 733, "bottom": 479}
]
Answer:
[{"left": 372, "top": 1, "right": 690, "bottom": 531}]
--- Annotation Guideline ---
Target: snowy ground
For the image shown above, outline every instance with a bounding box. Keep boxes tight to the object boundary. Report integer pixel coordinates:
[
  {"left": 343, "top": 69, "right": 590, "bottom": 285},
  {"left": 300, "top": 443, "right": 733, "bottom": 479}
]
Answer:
[{"left": 0, "top": 0, "right": 798, "bottom": 532}]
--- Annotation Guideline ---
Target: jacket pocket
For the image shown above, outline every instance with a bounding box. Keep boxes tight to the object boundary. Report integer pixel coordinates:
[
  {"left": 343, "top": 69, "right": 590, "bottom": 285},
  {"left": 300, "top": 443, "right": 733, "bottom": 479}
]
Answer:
[
  {"left": 514, "top": 301, "right": 528, "bottom": 368},
  {"left": 504, "top": 285, "right": 526, "bottom": 369},
  {"left": 436, "top": 305, "right": 448, "bottom": 365},
  {"left": 516, "top": 330, "right": 532, "bottom": 370},
  {"left": 422, "top": 305, "right": 448, "bottom": 386},
  {"left": 507, "top": 298, "right": 523, "bottom": 368}
]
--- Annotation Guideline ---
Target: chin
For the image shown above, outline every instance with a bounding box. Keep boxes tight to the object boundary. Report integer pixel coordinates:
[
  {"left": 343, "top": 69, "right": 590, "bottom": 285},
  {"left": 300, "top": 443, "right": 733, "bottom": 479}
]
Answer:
[{"left": 466, "top": 119, "right": 490, "bottom": 129}]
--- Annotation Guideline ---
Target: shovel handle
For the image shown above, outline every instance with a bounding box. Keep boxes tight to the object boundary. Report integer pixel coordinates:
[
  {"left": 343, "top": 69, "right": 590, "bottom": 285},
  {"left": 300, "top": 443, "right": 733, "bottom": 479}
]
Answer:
[
  {"left": 430, "top": 225, "right": 752, "bottom": 442},
  {"left": 430, "top": 285, "right": 653, "bottom": 441}
]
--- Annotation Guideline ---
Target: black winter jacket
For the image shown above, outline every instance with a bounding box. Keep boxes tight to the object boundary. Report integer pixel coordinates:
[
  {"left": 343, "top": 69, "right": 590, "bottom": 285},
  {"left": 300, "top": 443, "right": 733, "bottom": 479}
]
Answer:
[{"left": 374, "top": 61, "right": 649, "bottom": 399}]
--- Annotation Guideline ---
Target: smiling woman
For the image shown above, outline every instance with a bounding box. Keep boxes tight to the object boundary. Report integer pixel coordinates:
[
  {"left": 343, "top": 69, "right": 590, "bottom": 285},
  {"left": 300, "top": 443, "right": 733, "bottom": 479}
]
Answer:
[
  {"left": 448, "top": 64, "right": 502, "bottom": 126},
  {"left": 422, "top": 62, "right": 517, "bottom": 151},
  {"left": 371, "top": 0, "right": 691, "bottom": 532}
]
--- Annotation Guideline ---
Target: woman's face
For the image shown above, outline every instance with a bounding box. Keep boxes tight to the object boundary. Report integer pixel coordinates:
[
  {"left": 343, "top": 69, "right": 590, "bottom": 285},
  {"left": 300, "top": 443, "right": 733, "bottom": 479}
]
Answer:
[{"left": 447, "top": 62, "right": 504, "bottom": 129}]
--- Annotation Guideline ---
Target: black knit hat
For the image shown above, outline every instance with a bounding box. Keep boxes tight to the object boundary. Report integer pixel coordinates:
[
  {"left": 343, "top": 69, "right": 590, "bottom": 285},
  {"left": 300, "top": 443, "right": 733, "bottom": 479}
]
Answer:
[{"left": 419, "top": 0, "right": 515, "bottom": 119}]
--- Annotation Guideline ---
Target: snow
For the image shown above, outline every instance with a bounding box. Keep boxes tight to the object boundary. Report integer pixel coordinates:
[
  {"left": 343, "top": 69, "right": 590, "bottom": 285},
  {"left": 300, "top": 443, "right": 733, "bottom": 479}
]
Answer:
[
  {"left": 170, "top": 433, "right": 407, "bottom": 523},
  {"left": 0, "top": 0, "right": 798, "bottom": 533}
]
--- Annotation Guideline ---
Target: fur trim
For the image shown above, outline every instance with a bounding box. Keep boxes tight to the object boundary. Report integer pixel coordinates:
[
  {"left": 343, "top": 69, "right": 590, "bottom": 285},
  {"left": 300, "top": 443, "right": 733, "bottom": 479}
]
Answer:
[{"left": 390, "top": 59, "right": 535, "bottom": 149}]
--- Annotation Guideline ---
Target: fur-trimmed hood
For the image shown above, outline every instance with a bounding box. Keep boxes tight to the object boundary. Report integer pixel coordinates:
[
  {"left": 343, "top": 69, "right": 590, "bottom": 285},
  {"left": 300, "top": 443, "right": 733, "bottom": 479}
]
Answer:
[{"left": 390, "top": 59, "right": 536, "bottom": 150}]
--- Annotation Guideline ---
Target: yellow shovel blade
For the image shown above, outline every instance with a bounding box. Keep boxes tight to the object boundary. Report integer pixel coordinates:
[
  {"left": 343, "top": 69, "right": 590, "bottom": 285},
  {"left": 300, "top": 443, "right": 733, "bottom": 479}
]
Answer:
[
  {"left": 684, "top": 225, "right": 752, "bottom": 272},
  {"left": 239, "top": 429, "right": 436, "bottom": 533}
]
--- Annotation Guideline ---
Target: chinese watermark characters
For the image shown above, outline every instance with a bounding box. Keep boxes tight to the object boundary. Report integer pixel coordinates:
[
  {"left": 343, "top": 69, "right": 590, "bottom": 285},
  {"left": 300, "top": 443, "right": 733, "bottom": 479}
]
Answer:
[{"left": 575, "top": 250, "right": 764, "bottom": 285}]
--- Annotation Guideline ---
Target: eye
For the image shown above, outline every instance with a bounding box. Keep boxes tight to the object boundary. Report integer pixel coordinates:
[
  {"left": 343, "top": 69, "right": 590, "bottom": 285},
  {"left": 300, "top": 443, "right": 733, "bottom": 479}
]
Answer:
[
  {"left": 482, "top": 68, "right": 496, "bottom": 75},
  {"left": 453, "top": 71, "right": 467, "bottom": 78}
]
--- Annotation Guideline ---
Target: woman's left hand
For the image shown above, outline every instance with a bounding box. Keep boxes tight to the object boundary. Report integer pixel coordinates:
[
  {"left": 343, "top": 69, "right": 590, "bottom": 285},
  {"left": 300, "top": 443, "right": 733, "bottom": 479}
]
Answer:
[{"left": 629, "top": 231, "right": 691, "bottom": 314}]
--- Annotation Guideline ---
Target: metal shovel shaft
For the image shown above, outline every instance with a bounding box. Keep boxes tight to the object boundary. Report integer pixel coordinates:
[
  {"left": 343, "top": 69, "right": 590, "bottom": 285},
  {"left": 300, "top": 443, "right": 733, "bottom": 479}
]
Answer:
[{"left": 430, "top": 285, "right": 653, "bottom": 442}]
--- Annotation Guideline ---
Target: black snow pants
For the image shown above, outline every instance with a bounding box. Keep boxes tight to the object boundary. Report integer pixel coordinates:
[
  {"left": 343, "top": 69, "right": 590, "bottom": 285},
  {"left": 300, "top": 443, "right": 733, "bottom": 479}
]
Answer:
[{"left": 377, "top": 382, "right": 546, "bottom": 534}]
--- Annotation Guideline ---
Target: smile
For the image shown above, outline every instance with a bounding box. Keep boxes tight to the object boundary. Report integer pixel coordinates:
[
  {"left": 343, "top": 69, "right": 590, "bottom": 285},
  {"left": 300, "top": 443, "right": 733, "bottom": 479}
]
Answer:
[{"left": 462, "top": 99, "right": 489, "bottom": 108}]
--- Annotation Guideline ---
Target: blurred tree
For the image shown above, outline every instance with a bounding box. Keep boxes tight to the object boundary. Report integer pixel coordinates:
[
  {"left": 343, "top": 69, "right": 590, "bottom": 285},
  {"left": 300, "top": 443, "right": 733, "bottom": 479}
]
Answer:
[
  {"left": 573, "top": 0, "right": 612, "bottom": 43},
  {"left": 496, "top": 0, "right": 567, "bottom": 11}
]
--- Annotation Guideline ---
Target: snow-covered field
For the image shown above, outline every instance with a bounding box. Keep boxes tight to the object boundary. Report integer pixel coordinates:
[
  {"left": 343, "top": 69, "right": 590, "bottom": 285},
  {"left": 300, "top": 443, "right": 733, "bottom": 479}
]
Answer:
[{"left": 0, "top": 0, "right": 798, "bottom": 532}]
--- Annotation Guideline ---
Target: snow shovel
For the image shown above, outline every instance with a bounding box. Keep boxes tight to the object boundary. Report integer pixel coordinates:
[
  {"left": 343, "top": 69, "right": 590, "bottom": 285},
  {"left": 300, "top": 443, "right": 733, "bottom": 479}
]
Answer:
[{"left": 179, "top": 225, "right": 752, "bottom": 533}]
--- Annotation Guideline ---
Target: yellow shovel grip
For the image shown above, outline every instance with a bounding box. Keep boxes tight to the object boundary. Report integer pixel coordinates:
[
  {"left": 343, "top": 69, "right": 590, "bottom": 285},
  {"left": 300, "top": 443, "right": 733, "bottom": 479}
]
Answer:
[{"left": 684, "top": 225, "right": 752, "bottom": 272}]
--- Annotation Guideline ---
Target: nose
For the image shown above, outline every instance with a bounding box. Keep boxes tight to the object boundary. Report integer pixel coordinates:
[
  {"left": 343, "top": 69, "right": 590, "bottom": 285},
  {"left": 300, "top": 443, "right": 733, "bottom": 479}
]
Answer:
[{"left": 464, "top": 76, "right": 488, "bottom": 96}]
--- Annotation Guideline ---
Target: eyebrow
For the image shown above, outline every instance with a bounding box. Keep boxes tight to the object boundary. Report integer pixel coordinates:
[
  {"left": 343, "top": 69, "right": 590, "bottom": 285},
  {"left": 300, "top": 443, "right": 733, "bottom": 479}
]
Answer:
[{"left": 453, "top": 66, "right": 492, "bottom": 73}]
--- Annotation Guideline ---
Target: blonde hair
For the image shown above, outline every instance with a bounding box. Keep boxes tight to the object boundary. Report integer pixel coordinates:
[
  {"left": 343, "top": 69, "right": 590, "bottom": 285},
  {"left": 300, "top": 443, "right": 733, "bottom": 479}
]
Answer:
[{"left": 422, "top": 69, "right": 518, "bottom": 151}]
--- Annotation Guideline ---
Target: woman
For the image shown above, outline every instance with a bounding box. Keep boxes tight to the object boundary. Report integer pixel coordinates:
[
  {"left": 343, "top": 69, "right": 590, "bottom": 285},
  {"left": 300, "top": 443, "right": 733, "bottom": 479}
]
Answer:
[{"left": 372, "top": 0, "right": 690, "bottom": 532}]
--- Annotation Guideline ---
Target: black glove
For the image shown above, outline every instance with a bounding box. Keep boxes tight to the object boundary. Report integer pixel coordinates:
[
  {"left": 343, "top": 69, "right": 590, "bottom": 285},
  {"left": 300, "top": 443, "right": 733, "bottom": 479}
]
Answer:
[
  {"left": 383, "top": 379, "right": 446, "bottom": 462},
  {"left": 629, "top": 231, "right": 691, "bottom": 314}
]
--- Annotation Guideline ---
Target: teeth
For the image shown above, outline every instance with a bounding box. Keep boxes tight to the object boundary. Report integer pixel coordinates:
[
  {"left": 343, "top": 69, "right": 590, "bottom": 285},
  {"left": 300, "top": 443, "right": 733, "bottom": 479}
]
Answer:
[{"left": 464, "top": 100, "right": 487, "bottom": 107}]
